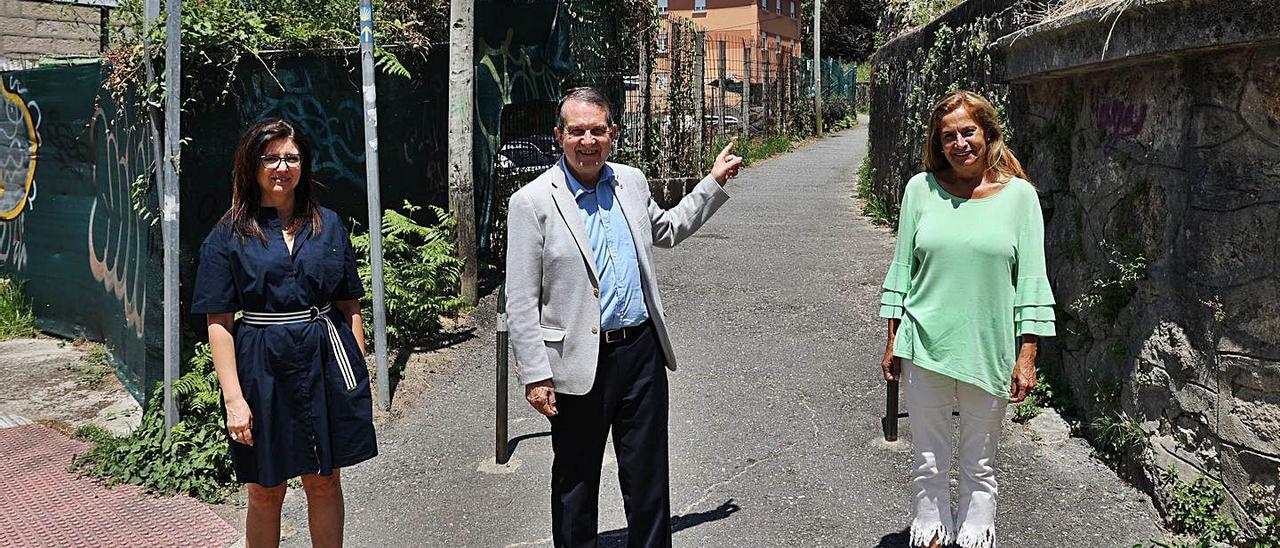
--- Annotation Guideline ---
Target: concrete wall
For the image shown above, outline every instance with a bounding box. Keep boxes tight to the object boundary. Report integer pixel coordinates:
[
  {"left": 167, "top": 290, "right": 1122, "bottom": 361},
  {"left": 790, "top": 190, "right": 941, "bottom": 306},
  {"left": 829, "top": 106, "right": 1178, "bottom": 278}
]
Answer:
[
  {"left": 0, "top": 0, "right": 103, "bottom": 70},
  {"left": 868, "top": 0, "right": 1280, "bottom": 534}
]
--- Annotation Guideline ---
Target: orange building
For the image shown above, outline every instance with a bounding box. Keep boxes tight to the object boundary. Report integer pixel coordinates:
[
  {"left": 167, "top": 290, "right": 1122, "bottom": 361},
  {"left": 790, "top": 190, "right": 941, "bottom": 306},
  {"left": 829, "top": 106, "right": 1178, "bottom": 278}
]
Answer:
[{"left": 658, "top": 0, "right": 804, "bottom": 61}]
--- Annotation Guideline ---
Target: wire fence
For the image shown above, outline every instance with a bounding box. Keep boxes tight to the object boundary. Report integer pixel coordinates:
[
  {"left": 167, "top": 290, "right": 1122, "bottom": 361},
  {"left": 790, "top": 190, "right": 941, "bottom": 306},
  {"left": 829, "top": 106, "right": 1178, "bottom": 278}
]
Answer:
[{"left": 488, "top": 15, "right": 862, "bottom": 258}]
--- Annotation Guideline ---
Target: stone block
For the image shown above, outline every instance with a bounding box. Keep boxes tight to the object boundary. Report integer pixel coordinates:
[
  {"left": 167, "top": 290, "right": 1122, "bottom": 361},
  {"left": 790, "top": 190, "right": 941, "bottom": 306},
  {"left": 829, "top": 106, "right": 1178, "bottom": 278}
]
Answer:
[
  {"left": 1225, "top": 387, "right": 1280, "bottom": 455},
  {"left": 0, "top": 15, "right": 37, "bottom": 37}
]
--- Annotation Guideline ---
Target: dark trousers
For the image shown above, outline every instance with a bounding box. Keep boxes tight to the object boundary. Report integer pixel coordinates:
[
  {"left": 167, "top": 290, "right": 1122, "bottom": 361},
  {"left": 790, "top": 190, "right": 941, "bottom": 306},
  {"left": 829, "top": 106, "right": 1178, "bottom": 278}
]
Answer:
[{"left": 550, "top": 322, "right": 671, "bottom": 548}]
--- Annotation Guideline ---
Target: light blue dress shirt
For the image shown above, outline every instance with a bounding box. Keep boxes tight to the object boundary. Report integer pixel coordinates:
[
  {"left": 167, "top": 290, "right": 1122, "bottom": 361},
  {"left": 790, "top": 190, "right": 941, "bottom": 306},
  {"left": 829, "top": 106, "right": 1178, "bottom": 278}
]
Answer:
[{"left": 562, "top": 159, "right": 650, "bottom": 331}]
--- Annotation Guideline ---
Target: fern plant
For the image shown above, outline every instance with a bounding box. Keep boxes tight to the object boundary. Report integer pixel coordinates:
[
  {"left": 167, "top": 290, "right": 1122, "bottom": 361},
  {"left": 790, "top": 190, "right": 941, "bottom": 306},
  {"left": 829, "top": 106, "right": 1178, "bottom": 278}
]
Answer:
[
  {"left": 351, "top": 202, "right": 468, "bottom": 349},
  {"left": 73, "top": 343, "right": 236, "bottom": 503}
]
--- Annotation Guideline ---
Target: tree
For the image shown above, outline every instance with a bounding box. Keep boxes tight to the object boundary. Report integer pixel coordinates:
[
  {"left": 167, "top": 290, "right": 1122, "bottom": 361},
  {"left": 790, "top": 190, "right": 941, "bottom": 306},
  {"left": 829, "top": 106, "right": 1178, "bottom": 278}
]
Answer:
[{"left": 800, "top": 0, "right": 884, "bottom": 62}]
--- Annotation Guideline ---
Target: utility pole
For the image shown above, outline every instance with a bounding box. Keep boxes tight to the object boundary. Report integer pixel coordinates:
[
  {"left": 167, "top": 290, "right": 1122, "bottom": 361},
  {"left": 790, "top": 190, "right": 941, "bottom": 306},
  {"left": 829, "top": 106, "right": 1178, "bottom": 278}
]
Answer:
[
  {"left": 814, "top": 0, "right": 823, "bottom": 136},
  {"left": 448, "top": 0, "right": 477, "bottom": 306},
  {"left": 357, "top": 0, "right": 391, "bottom": 410},
  {"left": 159, "top": 0, "right": 181, "bottom": 431}
]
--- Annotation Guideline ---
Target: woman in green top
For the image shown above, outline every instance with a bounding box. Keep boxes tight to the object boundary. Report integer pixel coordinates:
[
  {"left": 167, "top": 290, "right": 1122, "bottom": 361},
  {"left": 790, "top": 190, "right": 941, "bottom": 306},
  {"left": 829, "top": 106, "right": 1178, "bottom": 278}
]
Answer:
[{"left": 879, "top": 90, "right": 1056, "bottom": 548}]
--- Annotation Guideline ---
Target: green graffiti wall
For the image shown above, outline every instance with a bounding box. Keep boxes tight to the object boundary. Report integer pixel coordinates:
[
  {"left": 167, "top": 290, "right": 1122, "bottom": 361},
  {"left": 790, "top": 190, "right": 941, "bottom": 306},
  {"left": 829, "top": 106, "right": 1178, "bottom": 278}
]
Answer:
[
  {"left": 2, "top": 3, "right": 613, "bottom": 401},
  {"left": 474, "top": 0, "right": 574, "bottom": 252},
  {"left": 0, "top": 64, "right": 161, "bottom": 400}
]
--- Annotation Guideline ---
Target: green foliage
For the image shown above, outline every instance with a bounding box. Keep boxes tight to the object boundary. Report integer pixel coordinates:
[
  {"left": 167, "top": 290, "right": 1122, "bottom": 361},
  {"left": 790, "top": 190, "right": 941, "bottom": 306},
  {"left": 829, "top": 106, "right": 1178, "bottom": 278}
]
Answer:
[
  {"left": 0, "top": 277, "right": 35, "bottom": 340},
  {"left": 1070, "top": 240, "right": 1148, "bottom": 323},
  {"left": 351, "top": 202, "right": 468, "bottom": 349},
  {"left": 67, "top": 342, "right": 113, "bottom": 388},
  {"left": 1161, "top": 470, "right": 1240, "bottom": 544},
  {"left": 1011, "top": 394, "right": 1042, "bottom": 423},
  {"left": 856, "top": 156, "right": 892, "bottom": 226},
  {"left": 72, "top": 343, "right": 236, "bottom": 503},
  {"left": 704, "top": 135, "right": 793, "bottom": 172},
  {"left": 913, "top": 0, "right": 963, "bottom": 25},
  {"left": 1254, "top": 514, "right": 1280, "bottom": 547},
  {"left": 1090, "top": 411, "right": 1147, "bottom": 463}
]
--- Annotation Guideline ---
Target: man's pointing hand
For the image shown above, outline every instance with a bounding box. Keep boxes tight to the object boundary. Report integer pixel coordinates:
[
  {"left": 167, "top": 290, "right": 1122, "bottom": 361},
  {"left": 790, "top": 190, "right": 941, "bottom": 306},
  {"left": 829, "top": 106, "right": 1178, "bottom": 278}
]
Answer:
[
  {"left": 710, "top": 140, "right": 743, "bottom": 186},
  {"left": 526, "top": 379, "right": 558, "bottom": 417}
]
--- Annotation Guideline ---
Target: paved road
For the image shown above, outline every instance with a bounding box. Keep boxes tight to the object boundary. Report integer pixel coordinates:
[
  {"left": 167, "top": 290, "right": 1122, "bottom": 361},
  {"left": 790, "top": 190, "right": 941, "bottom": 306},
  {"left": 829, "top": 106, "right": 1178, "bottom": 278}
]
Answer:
[{"left": 282, "top": 122, "right": 1164, "bottom": 547}]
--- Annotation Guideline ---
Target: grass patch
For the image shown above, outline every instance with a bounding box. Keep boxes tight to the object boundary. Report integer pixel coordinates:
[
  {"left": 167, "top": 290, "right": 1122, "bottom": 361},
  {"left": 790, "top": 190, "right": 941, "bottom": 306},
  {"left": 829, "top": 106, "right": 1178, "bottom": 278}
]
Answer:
[
  {"left": 856, "top": 156, "right": 892, "bottom": 226},
  {"left": 0, "top": 277, "right": 35, "bottom": 340},
  {"left": 1089, "top": 411, "right": 1147, "bottom": 464},
  {"left": 67, "top": 341, "right": 113, "bottom": 388},
  {"left": 704, "top": 134, "right": 795, "bottom": 172}
]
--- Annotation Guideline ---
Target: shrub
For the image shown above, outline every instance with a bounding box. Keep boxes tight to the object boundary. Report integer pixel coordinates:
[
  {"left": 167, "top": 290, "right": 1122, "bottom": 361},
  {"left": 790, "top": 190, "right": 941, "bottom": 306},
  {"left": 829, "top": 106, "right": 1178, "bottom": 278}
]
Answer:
[
  {"left": 1161, "top": 470, "right": 1240, "bottom": 544},
  {"left": 73, "top": 343, "right": 236, "bottom": 503},
  {"left": 351, "top": 202, "right": 468, "bottom": 349},
  {"left": 0, "top": 277, "right": 36, "bottom": 340},
  {"left": 856, "top": 156, "right": 892, "bottom": 226}
]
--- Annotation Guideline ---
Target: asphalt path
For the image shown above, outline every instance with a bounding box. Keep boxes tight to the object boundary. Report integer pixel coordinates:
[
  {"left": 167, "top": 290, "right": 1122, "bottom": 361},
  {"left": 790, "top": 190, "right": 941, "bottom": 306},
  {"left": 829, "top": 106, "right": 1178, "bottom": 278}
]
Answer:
[{"left": 281, "top": 121, "right": 1164, "bottom": 547}]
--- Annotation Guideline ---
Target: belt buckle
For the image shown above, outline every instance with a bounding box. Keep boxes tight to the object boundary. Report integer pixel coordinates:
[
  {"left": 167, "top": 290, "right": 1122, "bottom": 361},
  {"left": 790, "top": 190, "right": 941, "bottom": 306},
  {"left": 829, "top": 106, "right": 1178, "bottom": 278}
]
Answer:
[
  {"left": 604, "top": 328, "right": 624, "bottom": 344},
  {"left": 308, "top": 305, "right": 321, "bottom": 321}
]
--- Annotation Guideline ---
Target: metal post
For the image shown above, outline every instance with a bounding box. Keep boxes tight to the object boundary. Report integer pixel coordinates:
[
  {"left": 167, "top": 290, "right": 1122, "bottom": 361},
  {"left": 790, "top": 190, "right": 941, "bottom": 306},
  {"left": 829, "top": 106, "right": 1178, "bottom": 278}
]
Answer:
[
  {"left": 639, "top": 25, "right": 651, "bottom": 167},
  {"left": 717, "top": 40, "right": 726, "bottom": 139},
  {"left": 358, "top": 0, "right": 391, "bottom": 411},
  {"left": 694, "top": 31, "right": 705, "bottom": 158},
  {"left": 448, "top": 0, "right": 477, "bottom": 307},
  {"left": 883, "top": 379, "right": 899, "bottom": 442},
  {"left": 159, "top": 0, "right": 182, "bottom": 431},
  {"left": 814, "top": 0, "right": 823, "bottom": 136},
  {"left": 742, "top": 44, "right": 750, "bottom": 138},
  {"left": 762, "top": 55, "right": 770, "bottom": 136},
  {"left": 495, "top": 285, "right": 509, "bottom": 464}
]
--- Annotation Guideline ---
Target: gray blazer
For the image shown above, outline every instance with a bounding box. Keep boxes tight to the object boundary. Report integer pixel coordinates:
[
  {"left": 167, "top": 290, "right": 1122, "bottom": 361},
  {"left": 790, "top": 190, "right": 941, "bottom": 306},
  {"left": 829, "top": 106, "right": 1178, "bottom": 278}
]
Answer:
[{"left": 504, "top": 162, "right": 730, "bottom": 395}]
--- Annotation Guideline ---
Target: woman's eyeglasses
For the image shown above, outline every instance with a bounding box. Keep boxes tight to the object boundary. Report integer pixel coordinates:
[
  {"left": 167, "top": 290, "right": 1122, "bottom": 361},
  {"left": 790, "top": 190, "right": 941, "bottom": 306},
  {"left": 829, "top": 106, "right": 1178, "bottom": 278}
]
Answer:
[{"left": 260, "top": 155, "right": 302, "bottom": 168}]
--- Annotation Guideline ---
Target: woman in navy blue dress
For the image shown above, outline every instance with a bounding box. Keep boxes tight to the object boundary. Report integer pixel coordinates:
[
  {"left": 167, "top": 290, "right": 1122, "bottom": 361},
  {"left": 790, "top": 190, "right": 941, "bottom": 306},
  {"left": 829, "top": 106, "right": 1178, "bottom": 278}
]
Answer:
[{"left": 192, "top": 118, "right": 376, "bottom": 547}]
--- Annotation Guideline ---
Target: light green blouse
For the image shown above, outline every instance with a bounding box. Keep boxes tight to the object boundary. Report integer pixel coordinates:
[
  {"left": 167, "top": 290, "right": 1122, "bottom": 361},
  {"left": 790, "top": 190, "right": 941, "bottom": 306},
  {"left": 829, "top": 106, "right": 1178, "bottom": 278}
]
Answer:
[{"left": 879, "top": 172, "right": 1056, "bottom": 399}]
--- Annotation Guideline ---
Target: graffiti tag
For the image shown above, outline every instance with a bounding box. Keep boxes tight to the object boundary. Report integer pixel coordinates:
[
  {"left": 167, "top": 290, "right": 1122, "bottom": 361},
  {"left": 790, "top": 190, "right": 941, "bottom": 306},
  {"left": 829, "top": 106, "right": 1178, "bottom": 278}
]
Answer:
[
  {"left": 87, "top": 106, "right": 150, "bottom": 337},
  {"left": 1092, "top": 90, "right": 1149, "bottom": 140},
  {"left": 0, "top": 74, "right": 39, "bottom": 270}
]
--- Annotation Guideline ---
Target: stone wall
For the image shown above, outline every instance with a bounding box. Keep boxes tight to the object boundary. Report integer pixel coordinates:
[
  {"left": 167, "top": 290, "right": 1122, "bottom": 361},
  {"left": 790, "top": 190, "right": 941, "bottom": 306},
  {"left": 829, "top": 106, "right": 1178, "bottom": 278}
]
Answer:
[
  {"left": 868, "top": 0, "right": 1280, "bottom": 535},
  {"left": 0, "top": 0, "right": 103, "bottom": 71}
]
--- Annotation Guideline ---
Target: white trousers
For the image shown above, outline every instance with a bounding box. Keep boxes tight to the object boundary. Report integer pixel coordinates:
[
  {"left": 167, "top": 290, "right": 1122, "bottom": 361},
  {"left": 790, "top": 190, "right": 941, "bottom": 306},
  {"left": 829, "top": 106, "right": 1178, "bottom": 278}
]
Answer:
[{"left": 903, "top": 360, "right": 1008, "bottom": 548}]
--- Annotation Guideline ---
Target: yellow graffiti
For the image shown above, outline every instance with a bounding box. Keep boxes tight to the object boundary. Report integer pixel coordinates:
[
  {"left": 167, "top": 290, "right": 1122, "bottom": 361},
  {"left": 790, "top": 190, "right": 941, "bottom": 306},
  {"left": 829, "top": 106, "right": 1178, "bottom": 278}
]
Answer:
[{"left": 0, "top": 77, "right": 38, "bottom": 220}]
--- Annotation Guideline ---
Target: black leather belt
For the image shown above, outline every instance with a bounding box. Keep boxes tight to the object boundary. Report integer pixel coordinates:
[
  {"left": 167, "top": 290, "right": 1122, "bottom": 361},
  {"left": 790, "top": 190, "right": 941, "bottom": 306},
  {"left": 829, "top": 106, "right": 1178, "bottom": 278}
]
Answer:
[{"left": 603, "top": 320, "right": 650, "bottom": 344}]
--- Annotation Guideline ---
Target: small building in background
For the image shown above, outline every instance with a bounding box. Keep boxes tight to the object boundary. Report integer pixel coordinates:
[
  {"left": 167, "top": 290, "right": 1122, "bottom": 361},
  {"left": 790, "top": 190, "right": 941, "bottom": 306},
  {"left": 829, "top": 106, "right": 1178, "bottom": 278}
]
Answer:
[{"left": 0, "top": 0, "right": 111, "bottom": 71}]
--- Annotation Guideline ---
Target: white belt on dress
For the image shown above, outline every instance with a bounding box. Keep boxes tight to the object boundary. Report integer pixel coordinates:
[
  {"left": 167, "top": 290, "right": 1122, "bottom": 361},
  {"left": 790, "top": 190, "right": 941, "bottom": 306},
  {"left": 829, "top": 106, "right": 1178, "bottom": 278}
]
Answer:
[{"left": 241, "top": 304, "right": 358, "bottom": 391}]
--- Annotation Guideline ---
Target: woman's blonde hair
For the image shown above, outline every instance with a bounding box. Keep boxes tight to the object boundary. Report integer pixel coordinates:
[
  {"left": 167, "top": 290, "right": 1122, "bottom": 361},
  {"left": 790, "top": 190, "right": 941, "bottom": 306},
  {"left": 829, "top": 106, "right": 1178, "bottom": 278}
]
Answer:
[{"left": 922, "top": 90, "right": 1026, "bottom": 181}]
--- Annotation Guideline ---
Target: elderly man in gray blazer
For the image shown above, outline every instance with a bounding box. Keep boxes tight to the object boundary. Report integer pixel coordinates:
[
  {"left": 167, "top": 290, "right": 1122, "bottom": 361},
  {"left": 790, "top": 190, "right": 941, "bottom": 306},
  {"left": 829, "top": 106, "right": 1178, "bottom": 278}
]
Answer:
[{"left": 505, "top": 86, "right": 742, "bottom": 548}]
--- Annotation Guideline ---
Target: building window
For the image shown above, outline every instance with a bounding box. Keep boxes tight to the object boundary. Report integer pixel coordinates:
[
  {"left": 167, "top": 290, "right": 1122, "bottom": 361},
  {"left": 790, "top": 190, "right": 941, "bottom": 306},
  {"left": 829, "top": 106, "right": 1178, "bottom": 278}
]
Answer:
[
  {"left": 658, "top": 33, "right": 668, "bottom": 53},
  {"left": 658, "top": 0, "right": 668, "bottom": 14},
  {"left": 657, "top": 73, "right": 670, "bottom": 92},
  {"left": 760, "top": 31, "right": 767, "bottom": 50},
  {"left": 760, "top": 0, "right": 767, "bottom": 9},
  {"left": 776, "top": 0, "right": 782, "bottom": 14},
  {"left": 694, "top": 0, "right": 706, "bottom": 13},
  {"left": 790, "top": 0, "right": 796, "bottom": 17}
]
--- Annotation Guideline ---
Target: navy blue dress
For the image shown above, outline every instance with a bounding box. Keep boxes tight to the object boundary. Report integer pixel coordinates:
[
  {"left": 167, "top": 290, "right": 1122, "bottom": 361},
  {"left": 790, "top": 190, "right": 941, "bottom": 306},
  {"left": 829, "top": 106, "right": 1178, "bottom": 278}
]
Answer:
[{"left": 192, "top": 207, "right": 376, "bottom": 487}]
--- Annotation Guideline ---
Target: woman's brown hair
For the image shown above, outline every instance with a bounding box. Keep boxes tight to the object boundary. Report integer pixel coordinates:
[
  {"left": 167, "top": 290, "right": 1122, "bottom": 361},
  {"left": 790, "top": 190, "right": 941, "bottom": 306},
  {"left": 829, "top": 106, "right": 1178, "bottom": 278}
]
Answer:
[
  {"left": 922, "top": 90, "right": 1027, "bottom": 181},
  {"left": 222, "top": 118, "right": 323, "bottom": 242}
]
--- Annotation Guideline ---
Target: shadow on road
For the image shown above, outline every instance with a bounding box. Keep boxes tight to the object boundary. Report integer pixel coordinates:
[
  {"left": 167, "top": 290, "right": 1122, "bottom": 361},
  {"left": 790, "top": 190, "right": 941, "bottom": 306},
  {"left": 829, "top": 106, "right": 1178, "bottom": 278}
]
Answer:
[
  {"left": 875, "top": 528, "right": 911, "bottom": 547},
  {"left": 506, "top": 430, "right": 552, "bottom": 459},
  {"left": 596, "top": 499, "right": 742, "bottom": 547}
]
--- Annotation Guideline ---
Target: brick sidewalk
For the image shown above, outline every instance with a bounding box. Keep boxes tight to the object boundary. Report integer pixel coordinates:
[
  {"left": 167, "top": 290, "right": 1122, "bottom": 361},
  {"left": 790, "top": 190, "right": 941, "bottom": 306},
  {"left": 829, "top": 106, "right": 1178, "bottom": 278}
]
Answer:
[{"left": 0, "top": 423, "right": 239, "bottom": 547}]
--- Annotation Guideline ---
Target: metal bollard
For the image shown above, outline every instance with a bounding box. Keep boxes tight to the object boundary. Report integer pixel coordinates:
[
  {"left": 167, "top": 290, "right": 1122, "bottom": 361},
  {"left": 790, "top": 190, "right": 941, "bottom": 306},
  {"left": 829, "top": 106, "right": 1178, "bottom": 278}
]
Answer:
[
  {"left": 882, "top": 375, "right": 961, "bottom": 442},
  {"left": 882, "top": 379, "right": 899, "bottom": 442},
  {"left": 496, "top": 284, "right": 510, "bottom": 464}
]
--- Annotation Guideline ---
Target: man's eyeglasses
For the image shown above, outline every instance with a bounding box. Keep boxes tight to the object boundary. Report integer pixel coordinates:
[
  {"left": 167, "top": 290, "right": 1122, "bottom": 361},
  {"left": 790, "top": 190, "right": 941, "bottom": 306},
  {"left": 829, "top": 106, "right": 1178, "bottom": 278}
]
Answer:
[{"left": 260, "top": 155, "right": 302, "bottom": 168}]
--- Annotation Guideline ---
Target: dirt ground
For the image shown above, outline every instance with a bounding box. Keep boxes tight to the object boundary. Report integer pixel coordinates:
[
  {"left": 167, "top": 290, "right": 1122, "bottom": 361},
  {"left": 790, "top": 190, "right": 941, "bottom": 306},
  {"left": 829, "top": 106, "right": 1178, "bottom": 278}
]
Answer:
[{"left": 0, "top": 337, "right": 142, "bottom": 436}]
